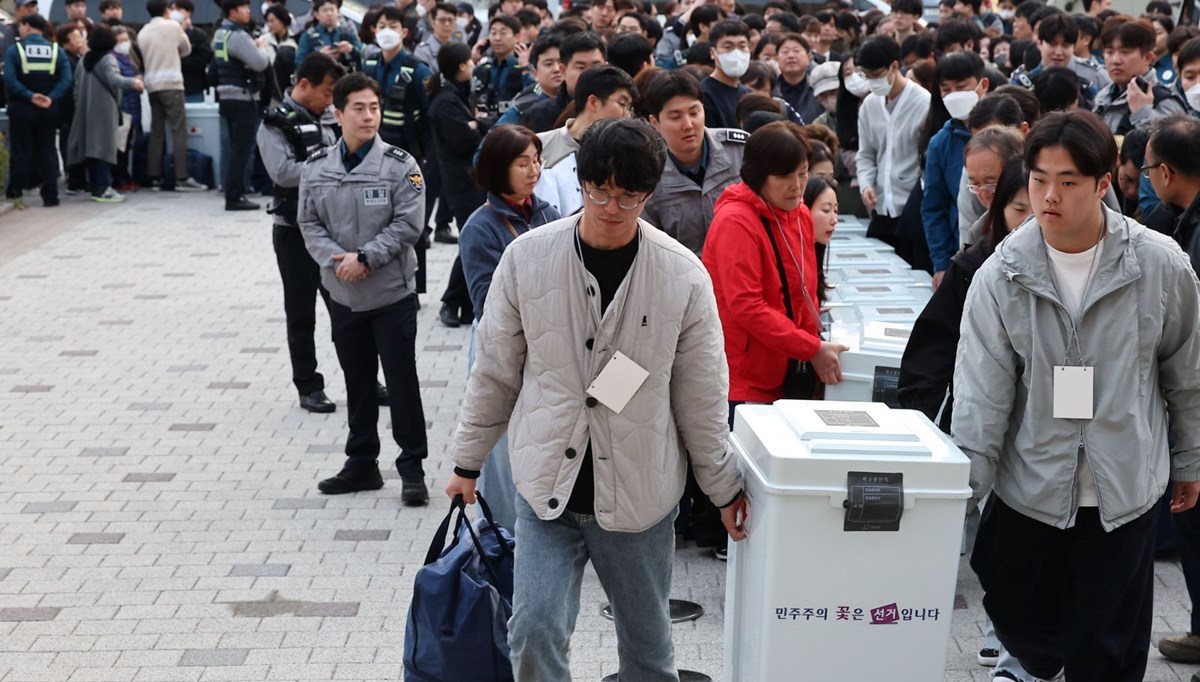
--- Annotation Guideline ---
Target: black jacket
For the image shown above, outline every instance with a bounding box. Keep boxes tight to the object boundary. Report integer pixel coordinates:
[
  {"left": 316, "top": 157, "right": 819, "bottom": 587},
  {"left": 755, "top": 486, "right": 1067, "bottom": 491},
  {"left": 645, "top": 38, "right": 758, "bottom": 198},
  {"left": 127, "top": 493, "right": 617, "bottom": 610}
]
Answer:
[
  {"left": 519, "top": 87, "right": 569, "bottom": 134},
  {"left": 428, "top": 78, "right": 486, "bottom": 219},
  {"left": 1173, "top": 192, "right": 1200, "bottom": 276},
  {"left": 181, "top": 26, "right": 213, "bottom": 97},
  {"left": 897, "top": 241, "right": 991, "bottom": 433}
]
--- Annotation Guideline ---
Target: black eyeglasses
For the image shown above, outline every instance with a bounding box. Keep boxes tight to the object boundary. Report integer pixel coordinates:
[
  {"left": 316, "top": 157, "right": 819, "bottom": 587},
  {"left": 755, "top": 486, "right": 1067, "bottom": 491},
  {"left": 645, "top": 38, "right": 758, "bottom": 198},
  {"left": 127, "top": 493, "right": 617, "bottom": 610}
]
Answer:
[{"left": 1141, "top": 161, "right": 1164, "bottom": 178}]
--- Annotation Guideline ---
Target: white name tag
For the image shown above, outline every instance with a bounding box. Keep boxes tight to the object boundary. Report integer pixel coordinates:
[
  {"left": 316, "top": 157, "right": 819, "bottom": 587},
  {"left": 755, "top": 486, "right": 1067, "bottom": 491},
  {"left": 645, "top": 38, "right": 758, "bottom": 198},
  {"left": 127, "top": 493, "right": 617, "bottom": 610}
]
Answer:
[
  {"left": 362, "top": 187, "right": 388, "bottom": 206},
  {"left": 1053, "top": 366, "right": 1094, "bottom": 420},
  {"left": 24, "top": 45, "right": 52, "bottom": 59},
  {"left": 586, "top": 351, "right": 649, "bottom": 414}
]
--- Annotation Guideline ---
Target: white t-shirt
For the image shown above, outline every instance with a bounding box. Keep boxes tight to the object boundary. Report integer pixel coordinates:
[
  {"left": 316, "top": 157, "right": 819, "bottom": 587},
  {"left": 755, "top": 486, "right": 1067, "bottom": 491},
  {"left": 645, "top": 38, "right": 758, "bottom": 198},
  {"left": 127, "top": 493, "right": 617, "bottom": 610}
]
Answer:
[{"left": 1045, "top": 237, "right": 1102, "bottom": 507}]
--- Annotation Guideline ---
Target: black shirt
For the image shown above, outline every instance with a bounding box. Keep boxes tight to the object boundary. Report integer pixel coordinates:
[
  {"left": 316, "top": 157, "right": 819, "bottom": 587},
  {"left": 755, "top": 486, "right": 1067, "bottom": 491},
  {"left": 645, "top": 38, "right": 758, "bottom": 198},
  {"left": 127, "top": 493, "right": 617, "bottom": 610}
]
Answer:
[
  {"left": 700, "top": 76, "right": 749, "bottom": 130},
  {"left": 778, "top": 75, "right": 824, "bottom": 125},
  {"left": 567, "top": 232, "right": 639, "bottom": 514}
]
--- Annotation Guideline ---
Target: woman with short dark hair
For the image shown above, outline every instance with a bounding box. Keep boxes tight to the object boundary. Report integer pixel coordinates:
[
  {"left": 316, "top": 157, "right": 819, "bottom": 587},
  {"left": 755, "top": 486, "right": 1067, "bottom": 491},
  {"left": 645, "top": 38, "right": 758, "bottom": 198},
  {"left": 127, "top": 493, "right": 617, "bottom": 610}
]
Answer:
[
  {"left": 703, "top": 121, "right": 847, "bottom": 407},
  {"left": 458, "top": 124, "right": 560, "bottom": 531}
]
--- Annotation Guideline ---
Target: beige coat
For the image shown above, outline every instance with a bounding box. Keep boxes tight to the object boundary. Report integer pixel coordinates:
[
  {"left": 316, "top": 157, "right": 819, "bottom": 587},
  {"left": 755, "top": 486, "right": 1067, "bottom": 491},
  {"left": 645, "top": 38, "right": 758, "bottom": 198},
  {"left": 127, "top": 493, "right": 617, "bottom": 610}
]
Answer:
[
  {"left": 451, "top": 216, "right": 743, "bottom": 533},
  {"left": 136, "top": 17, "right": 191, "bottom": 92}
]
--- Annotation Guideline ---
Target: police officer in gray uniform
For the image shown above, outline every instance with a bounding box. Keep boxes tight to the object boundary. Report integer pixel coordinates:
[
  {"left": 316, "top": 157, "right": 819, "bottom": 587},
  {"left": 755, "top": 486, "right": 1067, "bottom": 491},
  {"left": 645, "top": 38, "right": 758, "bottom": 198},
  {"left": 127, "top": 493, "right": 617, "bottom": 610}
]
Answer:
[
  {"left": 642, "top": 70, "right": 747, "bottom": 256},
  {"left": 257, "top": 52, "right": 344, "bottom": 414},
  {"left": 299, "top": 72, "right": 431, "bottom": 505},
  {"left": 213, "top": 0, "right": 270, "bottom": 211}
]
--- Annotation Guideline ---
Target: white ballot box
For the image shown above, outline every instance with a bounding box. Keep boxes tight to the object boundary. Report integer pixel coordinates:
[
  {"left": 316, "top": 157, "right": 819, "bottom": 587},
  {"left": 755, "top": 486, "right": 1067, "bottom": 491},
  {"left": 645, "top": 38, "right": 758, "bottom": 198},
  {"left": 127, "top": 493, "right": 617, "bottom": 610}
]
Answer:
[
  {"left": 827, "top": 283, "right": 932, "bottom": 307},
  {"left": 827, "top": 249, "right": 912, "bottom": 271},
  {"left": 823, "top": 319, "right": 916, "bottom": 404},
  {"left": 724, "top": 401, "right": 971, "bottom": 682}
]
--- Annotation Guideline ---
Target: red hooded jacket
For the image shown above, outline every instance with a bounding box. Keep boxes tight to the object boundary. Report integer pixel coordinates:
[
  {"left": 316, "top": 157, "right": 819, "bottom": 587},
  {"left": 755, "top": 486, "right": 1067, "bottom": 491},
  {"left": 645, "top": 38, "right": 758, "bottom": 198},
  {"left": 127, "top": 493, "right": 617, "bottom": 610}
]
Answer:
[{"left": 702, "top": 182, "right": 822, "bottom": 403}]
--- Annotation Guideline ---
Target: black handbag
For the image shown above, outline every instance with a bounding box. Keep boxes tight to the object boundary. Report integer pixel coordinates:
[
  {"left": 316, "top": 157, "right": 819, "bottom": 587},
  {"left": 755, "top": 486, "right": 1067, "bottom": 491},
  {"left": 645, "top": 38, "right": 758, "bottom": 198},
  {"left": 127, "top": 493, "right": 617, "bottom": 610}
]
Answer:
[{"left": 760, "top": 216, "right": 823, "bottom": 400}]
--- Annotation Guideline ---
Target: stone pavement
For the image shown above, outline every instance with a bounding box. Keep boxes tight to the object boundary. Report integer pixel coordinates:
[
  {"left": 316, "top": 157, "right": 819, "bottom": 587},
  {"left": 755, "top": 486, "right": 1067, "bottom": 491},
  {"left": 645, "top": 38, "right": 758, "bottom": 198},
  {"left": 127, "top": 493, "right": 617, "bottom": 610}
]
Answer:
[{"left": 0, "top": 190, "right": 1196, "bottom": 682}]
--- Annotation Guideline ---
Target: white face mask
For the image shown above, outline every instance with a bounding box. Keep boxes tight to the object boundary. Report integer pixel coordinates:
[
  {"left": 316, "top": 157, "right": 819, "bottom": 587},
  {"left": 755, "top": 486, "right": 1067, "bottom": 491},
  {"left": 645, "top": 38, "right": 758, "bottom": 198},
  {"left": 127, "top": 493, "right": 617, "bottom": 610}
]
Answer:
[
  {"left": 845, "top": 71, "right": 871, "bottom": 97},
  {"left": 998, "top": 8, "right": 1014, "bottom": 20},
  {"left": 1186, "top": 83, "right": 1200, "bottom": 113},
  {"left": 170, "top": 9, "right": 186, "bottom": 22},
  {"left": 716, "top": 49, "right": 750, "bottom": 78},
  {"left": 260, "top": 2, "right": 270, "bottom": 15},
  {"left": 375, "top": 27, "right": 402, "bottom": 50},
  {"left": 942, "top": 89, "right": 979, "bottom": 120},
  {"left": 456, "top": 16, "right": 469, "bottom": 30},
  {"left": 415, "top": 3, "right": 426, "bottom": 16},
  {"left": 866, "top": 72, "right": 892, "bottom": 97},
  {"left": 114, "top": 41, "right": 131, "bottom": 55}
]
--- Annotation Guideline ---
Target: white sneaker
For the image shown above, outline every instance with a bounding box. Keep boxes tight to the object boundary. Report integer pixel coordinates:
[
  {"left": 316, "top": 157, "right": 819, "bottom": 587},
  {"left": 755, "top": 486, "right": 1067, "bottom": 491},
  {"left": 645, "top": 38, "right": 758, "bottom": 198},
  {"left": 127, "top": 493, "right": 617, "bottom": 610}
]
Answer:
[
  {"left": 91, "top": 188, "right": 125, "bottom": 203},
  {"left": 175, "top": 177, "right": 208, "bottom": 192},
  {"left": 978, "top": 647, "right": 1000, "bottom": 666}
]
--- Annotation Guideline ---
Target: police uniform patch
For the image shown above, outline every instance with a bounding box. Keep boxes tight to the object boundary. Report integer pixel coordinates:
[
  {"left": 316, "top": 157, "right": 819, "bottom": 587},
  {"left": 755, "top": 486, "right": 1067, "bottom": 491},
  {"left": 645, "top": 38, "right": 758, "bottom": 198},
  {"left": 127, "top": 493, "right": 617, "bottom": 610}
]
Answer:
[
  {"left": 363, "top": 187, "right": 389, "bottom": 205},
  {"left": 408, "top": 173, "right": 424, "bottom": 192},
  {"left": 725, "top": 129, "right": 749, "bottom": 143}
]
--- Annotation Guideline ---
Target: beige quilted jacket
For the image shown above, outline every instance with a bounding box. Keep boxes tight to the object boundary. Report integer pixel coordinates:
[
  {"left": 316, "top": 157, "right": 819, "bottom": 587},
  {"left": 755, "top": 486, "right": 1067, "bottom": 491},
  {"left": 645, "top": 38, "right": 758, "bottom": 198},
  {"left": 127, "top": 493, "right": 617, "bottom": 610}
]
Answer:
[{"left": 451, "top": 216, "right": 743, "bottom": 533}]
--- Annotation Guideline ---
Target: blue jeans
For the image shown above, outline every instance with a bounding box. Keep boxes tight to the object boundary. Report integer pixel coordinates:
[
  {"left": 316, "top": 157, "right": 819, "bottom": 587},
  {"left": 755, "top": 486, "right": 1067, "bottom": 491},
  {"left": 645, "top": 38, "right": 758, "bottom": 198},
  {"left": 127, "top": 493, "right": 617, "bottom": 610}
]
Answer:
[
  {"left": 510, "top": 495, "right": 679, "bottom": 681},
  {"left": 467, "top": 320, "right": 516, "bottom": 533}
]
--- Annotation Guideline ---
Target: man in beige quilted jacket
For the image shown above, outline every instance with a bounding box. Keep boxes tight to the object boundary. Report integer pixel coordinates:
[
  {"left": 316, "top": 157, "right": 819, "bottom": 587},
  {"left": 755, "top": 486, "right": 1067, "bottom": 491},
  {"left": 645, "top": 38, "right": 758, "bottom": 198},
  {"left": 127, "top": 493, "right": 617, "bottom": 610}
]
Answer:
[{"left": 445, "top": 117, "right": 748, "bottom": 681}]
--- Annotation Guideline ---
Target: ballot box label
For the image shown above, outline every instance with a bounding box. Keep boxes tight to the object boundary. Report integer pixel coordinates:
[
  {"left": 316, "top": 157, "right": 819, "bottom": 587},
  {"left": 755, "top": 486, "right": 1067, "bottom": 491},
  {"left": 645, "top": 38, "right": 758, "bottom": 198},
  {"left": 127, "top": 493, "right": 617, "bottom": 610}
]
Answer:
[{"left": 844, "top": 471, "right": 903, "bottom": 532}]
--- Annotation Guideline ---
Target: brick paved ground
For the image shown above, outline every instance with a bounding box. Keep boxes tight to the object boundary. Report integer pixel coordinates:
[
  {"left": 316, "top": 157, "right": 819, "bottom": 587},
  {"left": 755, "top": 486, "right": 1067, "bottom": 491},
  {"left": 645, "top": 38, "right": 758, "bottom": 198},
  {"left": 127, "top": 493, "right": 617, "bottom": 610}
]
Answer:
[{"left": 0, "top": 190, "right": 1196, "bottom": 681}]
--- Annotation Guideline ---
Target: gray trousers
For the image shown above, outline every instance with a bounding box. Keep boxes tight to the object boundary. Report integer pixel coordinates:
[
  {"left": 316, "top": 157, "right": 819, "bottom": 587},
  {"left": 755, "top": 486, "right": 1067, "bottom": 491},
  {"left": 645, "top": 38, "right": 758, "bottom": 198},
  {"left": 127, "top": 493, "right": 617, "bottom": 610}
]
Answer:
[{"left": 147, "top": 89, "right": 189, "bottom": 180}]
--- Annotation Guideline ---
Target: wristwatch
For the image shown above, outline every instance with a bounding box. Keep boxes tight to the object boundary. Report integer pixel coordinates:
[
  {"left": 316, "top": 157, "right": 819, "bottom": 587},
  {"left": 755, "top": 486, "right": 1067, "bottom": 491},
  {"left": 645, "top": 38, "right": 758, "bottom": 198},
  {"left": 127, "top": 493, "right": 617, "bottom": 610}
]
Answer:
[{"left": 356, "top": 250, "right": 370, "bottom": 270}]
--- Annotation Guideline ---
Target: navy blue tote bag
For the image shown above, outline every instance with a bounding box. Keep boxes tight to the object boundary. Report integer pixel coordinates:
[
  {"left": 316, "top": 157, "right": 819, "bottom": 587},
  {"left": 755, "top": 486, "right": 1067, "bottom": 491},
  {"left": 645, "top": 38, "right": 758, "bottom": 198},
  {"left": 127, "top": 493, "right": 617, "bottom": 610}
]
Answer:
[{"left": 404, "top": 493, "right": 516, "bottom": 682}]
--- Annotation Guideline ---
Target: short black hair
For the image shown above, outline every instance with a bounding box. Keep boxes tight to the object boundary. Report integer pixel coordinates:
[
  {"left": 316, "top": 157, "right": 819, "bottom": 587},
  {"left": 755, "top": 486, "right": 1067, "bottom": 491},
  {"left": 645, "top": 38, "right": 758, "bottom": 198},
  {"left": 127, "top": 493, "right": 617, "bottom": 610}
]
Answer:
[
  {"left": 684, "top": 41, "right": 714, "bottom": 66},
  {"left": 767, "top": 12, "right": 801, "bottom": 33},
  {"left": 332, "top": 72, "right": 381, "bottom": 110},
  {"left": 1149, "top": 115, "right": 1200, "bottom": 176},
  {"left": 1014, "top": 1, "right": 1043, "bottom": 22},
  {"left": 778, "top": 32, "right": 810, "bottom": 53},
  {"left": 560, "top": 31, "right": 607, "bottom": 64},
  {"left": 1030, "top": 65, "right": 1082, "bottom": 112},
  {"left": 815, "top": 9, "right": 836, "bottom": 24},
  {"left": 147, "top": 0, "right": 169, "bottom": 17},
  {"left": 19, "top": 13, "right": 49, "bottom": 33},
  {"left": 641, "top": 68, "right": 701, "bottom": 118},
  {"left": 1146, "top": 0, "right": 1173, "bottom": 15},
  {"left": 529, "top": 33, "right": 560, "bottom": 66},
  {"left": 221, "top": 0, "right": 249, "bottom": 16},
  {"left": 1029, "top": 5, "right": 1062, "bottom": 27},
  {"left": 489, "top": 13, "right": 520, "bottom": 33},
  {"left": 573, "top": 64, "right": 635, "bottom": 110},
  {"left": 1119, "top": 125, "right": 1151, "bottom": 166},
  {"left": 991, "top": 84, "right": 1041, "bottom": 125},
  {"left": 296, "top": 52, "right": 345, "bottom": 87},
  {"left": 856, "top": 35, "right": 900, "bottom": 71},
  {"left": 1100, "top": 16, "right": 1155, "bottom": 51},
  {"left": 689, "top": 4, "right": 723, "bottom": 35},
  {"left": 99, "top": 0, "right": 122, "bottom": 11},
  {"left": 892, "top": 0, "right": 923, "bottom": 16},
  {"left": 967, "top": 92, "right": 1023, "bottom": 130},
  {"left": 576, "top": 118, "right": 665, "bottom": 194},
  {"left": 709, "top": 19, "right": 749, "bottom": 44},
  {"left": 475, "top": 124, "right": 543, "bottom": 194},
  {"left": 1168, "top": 25, "right": 1200, "bottom": 56},
  {"left": 607, "top": 33, "right": 652, "bottom": 78},
  {"left": 900, "top": 32, "right": 936, "bottom": 60},
  {"left": 1038, "top": 13, "right": 1078, "bottom": 43},
  {"left": 936, "top": 48, "right": 985, "bottom": 81},
  {"left": 1075, "top": 14, "right": 1100, "bottom": 39},
  {"left": 432, "top": 1, "right": 457, "bottom": 17},
  {"left": 741, "top": 121, "right": 810, "bottom": 192},
  {"left": 1179, "top": 36, "right": 1200, "bottom": 69},
  {"left": 515, "top": 8, "right": 540, "bottom": 27},
  {"left": 435, "top": 39, "right": 472, "bottom": 77},
  {"left": 1025, "top": 110, "right": 1117, "bottom": 181},
  {"left": 172, "top": 0, "right": 195, "bottom": 11},
  {"left": 264, "top": 4, "right": 291, "bottom": 27},
  {"left": 957, "top": 0, "right": 983, "bottom": 15},
  {"left": 936, "top": 19, "right": 979, "bottom": 53},
  {"left": 743, "top": 14, "right": 765, "bottom": 31}
]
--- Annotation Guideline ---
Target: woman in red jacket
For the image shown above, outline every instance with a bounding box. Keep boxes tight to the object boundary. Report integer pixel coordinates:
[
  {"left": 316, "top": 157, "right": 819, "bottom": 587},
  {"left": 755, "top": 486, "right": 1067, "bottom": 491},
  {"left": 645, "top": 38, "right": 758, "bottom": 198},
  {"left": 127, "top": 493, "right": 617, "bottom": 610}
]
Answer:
[{"left": 703, "top": 121, "right": 848, "bottom": 408}]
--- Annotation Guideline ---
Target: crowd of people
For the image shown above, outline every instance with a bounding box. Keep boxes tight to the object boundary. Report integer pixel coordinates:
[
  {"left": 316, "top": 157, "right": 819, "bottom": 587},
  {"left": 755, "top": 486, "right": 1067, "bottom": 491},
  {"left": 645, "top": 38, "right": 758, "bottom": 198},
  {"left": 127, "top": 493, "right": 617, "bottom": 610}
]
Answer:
[{"left": 8, "top": 0, "right": 1200, "bottom": 678}]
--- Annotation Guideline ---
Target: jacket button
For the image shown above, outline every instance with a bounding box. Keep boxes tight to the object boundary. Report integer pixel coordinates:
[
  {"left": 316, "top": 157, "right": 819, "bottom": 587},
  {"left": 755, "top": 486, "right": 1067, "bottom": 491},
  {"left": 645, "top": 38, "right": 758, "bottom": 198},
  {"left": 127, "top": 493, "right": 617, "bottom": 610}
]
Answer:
[
  {"left": 548, "top": 498, "right": 559, "bottom": 509},
  {"left": 585, "top": 338, "right": 594, "bottom": 350},
  {"left": 587, "top": 286, "right": 595, "bottom": 296},
  {"left": 565, "top": 448, "right": 576, "bottom": 459},
  {"left": 586, "top": 397, "right": 598, "bottom": 408}
]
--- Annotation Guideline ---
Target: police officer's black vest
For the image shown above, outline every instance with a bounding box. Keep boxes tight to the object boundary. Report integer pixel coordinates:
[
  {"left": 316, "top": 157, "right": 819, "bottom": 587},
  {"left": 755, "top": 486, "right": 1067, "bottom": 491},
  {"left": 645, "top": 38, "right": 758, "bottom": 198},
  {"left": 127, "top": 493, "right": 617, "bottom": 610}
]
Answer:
[
  {"left": 14, "top": 39, "right": 60, "bottom": 96},
  {"left": 213, "top": 21, "right": 264, "bottom": 93},
  {"left": 262, "top": 99, "right": 327, "bottom": 223},
  {"left": 364, "top": 51, "right": 425, "bottom": 155}
]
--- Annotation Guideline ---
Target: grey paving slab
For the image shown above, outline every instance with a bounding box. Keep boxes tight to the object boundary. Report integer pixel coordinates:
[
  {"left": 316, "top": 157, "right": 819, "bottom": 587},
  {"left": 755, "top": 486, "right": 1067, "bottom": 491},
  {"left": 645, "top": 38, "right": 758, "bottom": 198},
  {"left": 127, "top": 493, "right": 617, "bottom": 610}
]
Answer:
[{"left": 2, "top": 192, "right": 1198, "bottom": 682}]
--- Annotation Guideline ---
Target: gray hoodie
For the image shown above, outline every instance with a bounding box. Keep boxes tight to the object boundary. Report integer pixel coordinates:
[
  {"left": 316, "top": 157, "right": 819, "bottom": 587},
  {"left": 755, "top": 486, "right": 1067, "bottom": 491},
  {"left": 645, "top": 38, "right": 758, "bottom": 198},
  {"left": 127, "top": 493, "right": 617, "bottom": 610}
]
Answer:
[{"left": 953, "top": 206, "right": 1200, "bottom": 531}]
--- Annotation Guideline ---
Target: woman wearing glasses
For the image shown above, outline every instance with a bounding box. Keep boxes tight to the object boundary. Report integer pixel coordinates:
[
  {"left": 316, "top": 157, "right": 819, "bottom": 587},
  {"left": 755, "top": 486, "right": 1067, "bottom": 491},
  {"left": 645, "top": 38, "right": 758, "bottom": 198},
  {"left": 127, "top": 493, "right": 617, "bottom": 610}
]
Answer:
[{"left": 703, "top": 121, "right": 848, "bottom": 411}]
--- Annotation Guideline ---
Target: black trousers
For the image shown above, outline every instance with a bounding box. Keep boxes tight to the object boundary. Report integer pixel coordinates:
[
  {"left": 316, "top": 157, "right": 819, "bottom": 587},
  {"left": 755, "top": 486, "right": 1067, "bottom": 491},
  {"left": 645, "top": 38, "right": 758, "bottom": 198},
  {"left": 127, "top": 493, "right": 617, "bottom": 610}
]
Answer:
[
  {"left": 272, "top": 223, "right": 331, "bottom": 395},
  {"left": 1174, "top": 500, "right": 1200, "bottom": 633},
  {"left": 219, "top": 99, "right": 260, "bottom": 204},
  {"left": 329, "top": 294, "right": 428, "bottom": 478},
  {"left": 6, "top": 101, "right": 59, "bottom": 203},
  {"left": 971, "top": 495, "right": 1156, "bottom": 682}
]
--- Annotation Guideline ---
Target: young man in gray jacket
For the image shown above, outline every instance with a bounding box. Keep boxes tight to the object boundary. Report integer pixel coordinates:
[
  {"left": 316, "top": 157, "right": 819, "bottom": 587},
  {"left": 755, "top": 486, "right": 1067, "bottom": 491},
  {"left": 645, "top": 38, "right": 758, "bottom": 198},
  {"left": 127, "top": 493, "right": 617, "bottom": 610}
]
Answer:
[
  {"left": 954, "top": 110, "right": 1200, "bottom": 682},
  {"left": 445, "top": 118, "right": 747, "bottom": 680},
  {"left": 298, "top": 73, "right": 431, "bottom": 505}
]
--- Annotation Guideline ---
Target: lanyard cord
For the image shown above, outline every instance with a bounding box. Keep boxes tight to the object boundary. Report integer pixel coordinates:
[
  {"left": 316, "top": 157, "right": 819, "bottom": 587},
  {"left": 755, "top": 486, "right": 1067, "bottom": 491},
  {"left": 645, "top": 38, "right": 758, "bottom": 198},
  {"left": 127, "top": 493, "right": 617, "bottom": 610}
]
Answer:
[
  {"left": 1047, "top": 214, "right": 1105, "bottom": 365},
  {"left": 765, "top": 202, "right": 822, "bottom": 333}
]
